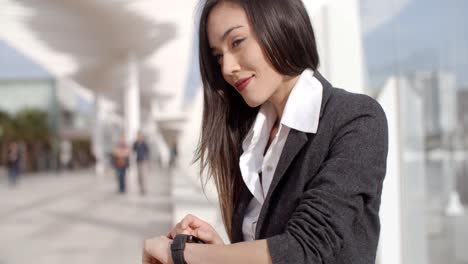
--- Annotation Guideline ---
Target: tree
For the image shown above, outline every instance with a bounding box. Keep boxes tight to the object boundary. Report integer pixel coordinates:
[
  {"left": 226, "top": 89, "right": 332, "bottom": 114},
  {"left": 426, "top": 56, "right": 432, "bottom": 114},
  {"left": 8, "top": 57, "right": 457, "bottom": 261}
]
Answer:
[
  {"left": 13, "top": 109, "right": 50, "bottom": 143},
  {"left": 0, "top": 109, "right": 52, "bottom": 171},
  {"left": 0, "top": 110, "right": 14, "bottom": 165},
  {"left": 0, "top": 110, "right": 14, "bottom": 141}
]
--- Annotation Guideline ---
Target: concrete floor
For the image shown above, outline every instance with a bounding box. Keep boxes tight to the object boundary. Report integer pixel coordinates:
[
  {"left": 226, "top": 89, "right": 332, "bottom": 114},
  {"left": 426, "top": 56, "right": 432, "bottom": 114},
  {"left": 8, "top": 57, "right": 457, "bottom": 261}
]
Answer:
[
  {"left": 0, "top": 167, "right": 173, "bottom": 264},
  {"left": 1, "top": 166, "right": 466, "bottom": 264}
]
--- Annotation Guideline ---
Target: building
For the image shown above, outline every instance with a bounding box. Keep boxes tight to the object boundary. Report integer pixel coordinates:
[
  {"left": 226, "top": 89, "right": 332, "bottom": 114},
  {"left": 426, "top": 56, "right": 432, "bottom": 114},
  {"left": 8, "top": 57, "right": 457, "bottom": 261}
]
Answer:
[{"left": 0, "top": 40, "right": 120, "bottom": 170}]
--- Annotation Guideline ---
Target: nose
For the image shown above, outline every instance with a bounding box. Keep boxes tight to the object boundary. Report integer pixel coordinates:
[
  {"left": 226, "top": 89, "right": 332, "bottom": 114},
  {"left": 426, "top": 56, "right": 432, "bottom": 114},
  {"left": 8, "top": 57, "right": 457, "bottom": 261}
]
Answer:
[{"left": 221, "top": 53, "right": 240, "bottom": 78}]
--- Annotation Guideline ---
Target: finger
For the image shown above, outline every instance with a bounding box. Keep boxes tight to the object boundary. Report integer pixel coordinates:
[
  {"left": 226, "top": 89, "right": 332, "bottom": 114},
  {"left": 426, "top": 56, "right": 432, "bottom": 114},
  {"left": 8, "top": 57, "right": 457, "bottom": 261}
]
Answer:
[
  {"left": 170, "top": 225, "right": 194, "bottom": 239},
  {"left": 143, "top": 239, "right": 155, "bottom": 256},
  {"left": 196, "top": 227, "right": 225, "bottom": 245},
  {"left": 142, "top": 241, "right": 158, "bottom": 264},
  {"left": 180, "top": 214, "right": 196, "bottom": 229},
  {"left": 181, "top": 214, "right": 207, "bottom": 229},
  {"left": 143, "top": 252, "right": 162, "bottom": 264},
  {"left": 195, "top": 228, "right": 212, "bottom": 242},
  {"left": 166, "top": 227, "right": 183, "bottom": 239},
  {"left": 142, "top": 251, "right": 157, "bottom": 264},
  {"left": 169, "top": 222, "right": 183, "bottom": 239},
  {"left": 142, "top": 249, "right": 149, "bottom": 264}
]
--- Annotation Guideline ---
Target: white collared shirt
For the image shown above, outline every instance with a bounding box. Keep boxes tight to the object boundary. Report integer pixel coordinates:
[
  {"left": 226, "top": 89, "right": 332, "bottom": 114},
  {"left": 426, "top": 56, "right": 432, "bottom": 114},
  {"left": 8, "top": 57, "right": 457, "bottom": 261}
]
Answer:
[{"left": 239, "top": 69, "right": 323, "bottom": 241}]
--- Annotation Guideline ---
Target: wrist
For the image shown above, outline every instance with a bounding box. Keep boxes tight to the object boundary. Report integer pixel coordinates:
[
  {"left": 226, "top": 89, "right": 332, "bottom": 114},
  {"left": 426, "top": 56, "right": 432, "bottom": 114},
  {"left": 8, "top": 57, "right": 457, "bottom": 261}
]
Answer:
[
  {"left": 166, "top": 238, "right": 174, "bottom": 264},
  {"left": 171, "top": 234, "right": 188, "bottom": 264},
  {"left": 171, "top": 234, "right": 205, "bottom": 264}
]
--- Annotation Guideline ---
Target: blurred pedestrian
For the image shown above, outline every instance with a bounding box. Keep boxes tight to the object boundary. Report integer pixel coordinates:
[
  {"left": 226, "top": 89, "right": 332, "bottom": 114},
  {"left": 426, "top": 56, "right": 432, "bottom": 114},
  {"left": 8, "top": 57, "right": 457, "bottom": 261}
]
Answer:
[
  {"left": 169, "top": 144, "right": 178, "bottom": 168},
  {"left": 7, "top": 141, "right": 21, "bottom": 186},
  {"left": 133, "top": 132, "right": 149, "bottom": 195},
  {"left": 59, "top": 139, "right": 72, "bottom": 171},
  {"left": 113, "top": 135, "right": 130, "bottom": 194}
]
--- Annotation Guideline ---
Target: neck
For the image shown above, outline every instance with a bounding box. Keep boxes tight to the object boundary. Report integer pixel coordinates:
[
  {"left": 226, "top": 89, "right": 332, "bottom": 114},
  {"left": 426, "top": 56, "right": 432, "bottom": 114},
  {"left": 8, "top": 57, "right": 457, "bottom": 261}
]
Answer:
[{"left": 268, "top": 75, "right": 300, "bottom": 120}]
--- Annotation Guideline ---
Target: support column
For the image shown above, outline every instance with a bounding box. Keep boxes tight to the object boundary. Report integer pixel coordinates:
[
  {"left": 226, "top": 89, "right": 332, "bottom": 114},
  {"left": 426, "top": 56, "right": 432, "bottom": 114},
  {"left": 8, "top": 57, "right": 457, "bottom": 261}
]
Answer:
[
  {"left": 92, "top": 93, "right": 106, "bottom": 178},
  {"left": 125, "top": 53, "right": 140, "bottom": 144},
  {"left": 124, "top": 53, "right": 141, "bottom": 193},
  {"left": 306, "top": 0, "right": 365, "bottom": 94},
  {"left": 150, "top": 100, "right": 171, "bottom": 168}
]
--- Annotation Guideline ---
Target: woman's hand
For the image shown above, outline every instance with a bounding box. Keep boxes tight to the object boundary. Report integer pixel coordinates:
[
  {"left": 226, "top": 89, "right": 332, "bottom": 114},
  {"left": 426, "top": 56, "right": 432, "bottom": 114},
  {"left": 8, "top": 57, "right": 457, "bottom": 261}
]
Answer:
[
  {"left": 167, "top": 214, "right": 225, "bottom": 245},
  {"left": 142, "top": 236, "right": 173, "bottom": 264}
]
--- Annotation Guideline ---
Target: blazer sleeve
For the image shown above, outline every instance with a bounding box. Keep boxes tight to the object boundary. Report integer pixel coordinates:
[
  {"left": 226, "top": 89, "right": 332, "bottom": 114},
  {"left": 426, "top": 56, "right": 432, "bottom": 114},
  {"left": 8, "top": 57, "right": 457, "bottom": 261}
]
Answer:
[{"left": 266, "top": 95, "right": 388, "bottom": 264}]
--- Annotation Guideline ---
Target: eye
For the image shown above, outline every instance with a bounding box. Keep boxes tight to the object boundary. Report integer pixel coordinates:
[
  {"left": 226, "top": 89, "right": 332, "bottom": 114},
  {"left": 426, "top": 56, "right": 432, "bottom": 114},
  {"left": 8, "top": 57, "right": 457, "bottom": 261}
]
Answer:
[
  {"left": 232, "top": 38, "right": 245, "bottom": 48},
  {"left": 213, "top": 53, "right": 223, "bottom": 63}
]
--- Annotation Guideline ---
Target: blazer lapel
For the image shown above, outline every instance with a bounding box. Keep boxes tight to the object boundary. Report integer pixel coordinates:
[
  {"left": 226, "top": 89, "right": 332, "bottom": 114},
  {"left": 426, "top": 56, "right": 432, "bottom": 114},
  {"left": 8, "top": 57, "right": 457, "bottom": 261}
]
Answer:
[
  {"left": 254, "top": 70, "right": 333, "bottom": 239},
  {"left": 254, "top": 129, "right": 309, "bottom": 238},
  {"left": 314, "top": 71, "right": 332, "bottom": 119}
]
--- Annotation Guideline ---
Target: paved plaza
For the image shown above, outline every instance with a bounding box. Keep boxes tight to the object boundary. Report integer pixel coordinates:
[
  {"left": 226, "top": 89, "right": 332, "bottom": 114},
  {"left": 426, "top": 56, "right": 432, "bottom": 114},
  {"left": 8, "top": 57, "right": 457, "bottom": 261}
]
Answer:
[
  {"left": 0, "top": 165, "right": 216, "bottom": 264},
  {"left": 2, "top": 166, "right": 465, "bottom": 264}
]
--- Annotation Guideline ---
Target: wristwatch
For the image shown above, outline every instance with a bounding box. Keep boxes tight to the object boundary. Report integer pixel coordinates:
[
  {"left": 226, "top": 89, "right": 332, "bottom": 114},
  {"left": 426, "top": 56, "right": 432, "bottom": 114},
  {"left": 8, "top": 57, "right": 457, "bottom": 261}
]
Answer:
[{"left": 171, "top": 234, "right": 205, "bottom": 264}]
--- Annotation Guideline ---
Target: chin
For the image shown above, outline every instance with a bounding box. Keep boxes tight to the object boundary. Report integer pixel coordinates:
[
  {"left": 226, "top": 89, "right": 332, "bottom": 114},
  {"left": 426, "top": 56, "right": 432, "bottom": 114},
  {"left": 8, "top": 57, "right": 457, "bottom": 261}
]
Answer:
[{"left": 243, "top": 96, "right": 264, "bottom": 108}]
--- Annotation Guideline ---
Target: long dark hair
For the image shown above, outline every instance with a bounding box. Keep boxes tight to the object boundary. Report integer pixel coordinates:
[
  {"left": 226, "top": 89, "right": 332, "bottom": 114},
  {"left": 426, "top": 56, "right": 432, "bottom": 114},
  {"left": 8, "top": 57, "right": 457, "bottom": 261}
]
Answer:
[{"left": 195, "top": 0, "right": 320, "bottom": 241}]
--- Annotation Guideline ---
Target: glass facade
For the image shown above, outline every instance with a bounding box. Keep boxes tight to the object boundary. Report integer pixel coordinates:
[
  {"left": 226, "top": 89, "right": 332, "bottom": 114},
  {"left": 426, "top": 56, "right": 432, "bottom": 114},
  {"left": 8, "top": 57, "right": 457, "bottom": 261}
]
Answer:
[
  {"left": 0, "top": 79, "right": 58, "bottom": 130},
  {"left": 360, "top": 0, "right": 468, "bottom": 263},
  {"left": 0, "top": 79, "right": 55, "bottom": 115}
]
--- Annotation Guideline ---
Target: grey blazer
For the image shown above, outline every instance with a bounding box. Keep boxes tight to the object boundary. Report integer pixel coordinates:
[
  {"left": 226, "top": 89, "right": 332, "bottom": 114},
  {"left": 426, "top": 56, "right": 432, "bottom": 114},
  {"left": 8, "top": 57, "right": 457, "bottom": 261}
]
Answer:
[{"left": 231, "top": 71, "right": 388, "bottom": 264}]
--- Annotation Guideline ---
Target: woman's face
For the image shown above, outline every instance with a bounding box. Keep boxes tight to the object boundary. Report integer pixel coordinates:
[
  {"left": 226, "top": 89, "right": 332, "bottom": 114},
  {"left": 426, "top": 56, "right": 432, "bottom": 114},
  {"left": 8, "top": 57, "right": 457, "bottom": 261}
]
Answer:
[{"left": 207, "top": 2, "right": 285, "bottom": 107}]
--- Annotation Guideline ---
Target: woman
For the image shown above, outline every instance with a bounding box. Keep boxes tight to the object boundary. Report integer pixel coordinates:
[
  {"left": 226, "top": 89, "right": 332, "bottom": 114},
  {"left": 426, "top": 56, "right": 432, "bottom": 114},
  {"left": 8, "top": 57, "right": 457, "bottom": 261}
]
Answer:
[
  {"left": 7, "top": 141, "right": 21, "bottom": 186},
  {"left": 143, "top": 0, "right": 388, "bottom": 263},
  {"left": 113, "top": 135, "right": 130, "bottom": 194}
]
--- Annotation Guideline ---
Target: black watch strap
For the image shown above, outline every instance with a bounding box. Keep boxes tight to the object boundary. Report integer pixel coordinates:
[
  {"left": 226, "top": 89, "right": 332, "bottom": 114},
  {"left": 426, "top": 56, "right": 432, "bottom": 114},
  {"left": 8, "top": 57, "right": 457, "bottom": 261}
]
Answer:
[{"left": 171, "top": 234, "right": 189, "bottom": 264}]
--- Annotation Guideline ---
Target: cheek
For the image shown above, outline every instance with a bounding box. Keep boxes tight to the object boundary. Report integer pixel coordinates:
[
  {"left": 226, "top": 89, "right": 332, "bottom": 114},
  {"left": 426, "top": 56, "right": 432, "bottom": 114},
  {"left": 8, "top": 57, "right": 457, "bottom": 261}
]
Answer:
[
  {"left": 243, "top": 48, "right": 279, "bottom": 85},
  {"left": 239, "top": 40, "right": 265, "bottom": 69}
]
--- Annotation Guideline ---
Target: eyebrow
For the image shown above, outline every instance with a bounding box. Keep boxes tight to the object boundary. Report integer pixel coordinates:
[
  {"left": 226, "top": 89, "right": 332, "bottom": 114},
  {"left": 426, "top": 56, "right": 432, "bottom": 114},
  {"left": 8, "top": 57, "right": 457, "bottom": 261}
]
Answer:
[
  {"left": 221, "top": 25, "right": 243, "bottom": 41},
  {"left": 210, "top": 25, "right": 243, "bottom": 51}
]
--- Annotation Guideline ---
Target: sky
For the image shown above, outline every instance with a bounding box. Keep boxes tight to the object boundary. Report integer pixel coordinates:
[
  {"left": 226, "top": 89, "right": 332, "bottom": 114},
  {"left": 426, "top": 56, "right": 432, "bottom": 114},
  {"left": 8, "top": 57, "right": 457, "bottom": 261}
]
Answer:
[
  {"left": 0, "top": 39, "right": 51, "bottom": 80},
  {"left": 360, "top": 0, "right": 468, "bottom": 90}
]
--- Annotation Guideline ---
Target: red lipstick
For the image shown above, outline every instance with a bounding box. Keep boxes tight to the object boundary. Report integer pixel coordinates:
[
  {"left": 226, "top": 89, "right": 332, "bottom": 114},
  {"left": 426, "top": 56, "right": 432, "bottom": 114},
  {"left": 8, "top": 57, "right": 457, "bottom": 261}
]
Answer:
[{"left": 234, "top": 76, "right": 253, "bottom": 92}]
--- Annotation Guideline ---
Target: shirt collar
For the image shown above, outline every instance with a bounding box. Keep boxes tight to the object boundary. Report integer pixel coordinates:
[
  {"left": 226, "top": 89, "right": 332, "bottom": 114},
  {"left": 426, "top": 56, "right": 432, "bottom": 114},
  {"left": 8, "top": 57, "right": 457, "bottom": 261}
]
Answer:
[
  {"left": 241, "top": 68, "right": 323, "bottom": 151},
  {"left": 281, "top": 68, "right": 323, "bottom": 133}
]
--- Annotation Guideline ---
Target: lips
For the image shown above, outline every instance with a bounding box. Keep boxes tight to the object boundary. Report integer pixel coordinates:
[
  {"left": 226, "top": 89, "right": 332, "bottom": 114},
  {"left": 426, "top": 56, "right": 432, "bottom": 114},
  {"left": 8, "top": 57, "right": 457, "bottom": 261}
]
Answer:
[{"left": 234, "top": 76, "right": 253, "bottom": 92}]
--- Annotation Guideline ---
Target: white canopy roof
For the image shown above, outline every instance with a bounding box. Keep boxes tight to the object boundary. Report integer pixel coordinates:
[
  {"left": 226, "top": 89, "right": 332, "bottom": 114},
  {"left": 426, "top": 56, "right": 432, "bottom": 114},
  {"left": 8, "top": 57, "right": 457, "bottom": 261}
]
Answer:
[{"left": 0, "top": 0, "right": 196, "bottom": 115}]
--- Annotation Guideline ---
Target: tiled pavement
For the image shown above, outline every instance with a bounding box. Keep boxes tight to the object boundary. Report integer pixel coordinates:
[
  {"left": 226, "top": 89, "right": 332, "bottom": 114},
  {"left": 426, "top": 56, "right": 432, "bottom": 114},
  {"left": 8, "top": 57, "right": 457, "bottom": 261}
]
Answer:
[
  {"left": 0, "top": 164, "right": 216, "bottom": 264},
  {"left": 4, "top": 166, "right": 465, "bottom": 264}
]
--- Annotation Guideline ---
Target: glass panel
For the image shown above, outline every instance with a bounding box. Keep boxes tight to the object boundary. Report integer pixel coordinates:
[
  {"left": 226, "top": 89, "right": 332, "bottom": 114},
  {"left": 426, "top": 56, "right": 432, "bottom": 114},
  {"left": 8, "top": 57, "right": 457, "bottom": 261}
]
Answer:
[{"left": 360, "top": 0, "right": 468, "bottom": 263}]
